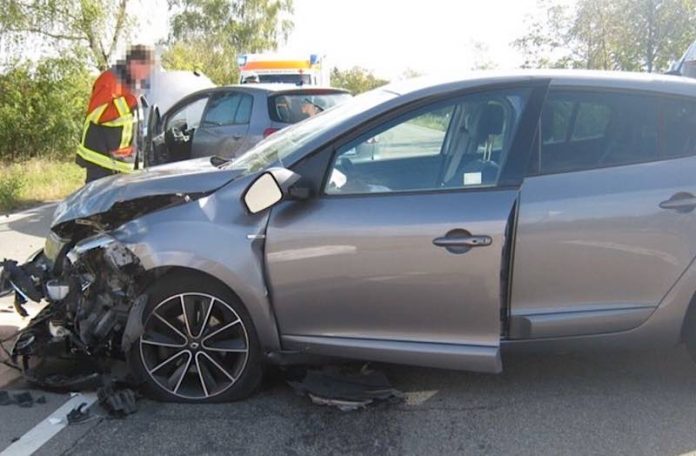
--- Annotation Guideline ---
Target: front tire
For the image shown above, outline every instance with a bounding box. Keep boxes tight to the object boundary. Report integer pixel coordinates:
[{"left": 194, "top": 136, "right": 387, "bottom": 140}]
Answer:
[{"left": 129, "top": 272, "right": 263, "bottom": 402}]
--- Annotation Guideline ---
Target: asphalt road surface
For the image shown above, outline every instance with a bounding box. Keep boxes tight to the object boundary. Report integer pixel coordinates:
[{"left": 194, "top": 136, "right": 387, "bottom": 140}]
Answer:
[{"left": 2, "top": 204, "right": 696, "bottom": 455}]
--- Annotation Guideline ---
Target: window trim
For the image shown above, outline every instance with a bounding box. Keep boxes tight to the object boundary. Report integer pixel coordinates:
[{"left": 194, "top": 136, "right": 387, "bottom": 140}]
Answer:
[{"left": 529, "top": 87, "right": 696, "bottom": 178}]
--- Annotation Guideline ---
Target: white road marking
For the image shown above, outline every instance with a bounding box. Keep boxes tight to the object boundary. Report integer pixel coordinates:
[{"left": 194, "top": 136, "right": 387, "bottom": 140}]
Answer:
[{"left": 0, "top": 393, "right": 98, "bottom": 456}]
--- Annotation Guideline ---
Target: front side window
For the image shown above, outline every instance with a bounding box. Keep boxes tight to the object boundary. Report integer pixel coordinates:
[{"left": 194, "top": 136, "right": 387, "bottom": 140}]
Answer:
[
  {"left": 325, "top": 88, "right": 531, "bottom": 195},
  {"left": 202, "top": 93, "right": 253, "bottom": 126},
  {"left": 166, "top": 97, "right": 209, "bottom": 131}
]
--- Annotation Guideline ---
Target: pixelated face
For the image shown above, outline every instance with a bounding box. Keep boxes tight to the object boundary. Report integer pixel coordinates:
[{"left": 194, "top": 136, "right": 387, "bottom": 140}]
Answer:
[{"left": 128, "top": 59, "right": 154, "bottom": 82}]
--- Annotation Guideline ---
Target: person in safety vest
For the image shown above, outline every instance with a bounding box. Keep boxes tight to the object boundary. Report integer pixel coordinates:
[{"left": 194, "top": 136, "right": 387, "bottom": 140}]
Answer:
[{"left": 77, "top": 44, "right": 155, "bottom": 183}]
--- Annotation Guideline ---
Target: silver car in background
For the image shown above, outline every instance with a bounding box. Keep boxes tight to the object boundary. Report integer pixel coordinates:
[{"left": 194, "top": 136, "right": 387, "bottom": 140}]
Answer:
[
  {"left": 147, "top": 84, "right": 351, "bottom": 164},
  {"left": 3, "top": 70, "right": 696, "bottom": 403}
]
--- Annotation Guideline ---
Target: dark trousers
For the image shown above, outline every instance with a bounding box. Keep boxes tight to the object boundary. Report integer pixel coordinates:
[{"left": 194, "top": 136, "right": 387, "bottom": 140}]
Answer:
[{"left": 84, "top": 163, "right": 116, "bottom": 184}]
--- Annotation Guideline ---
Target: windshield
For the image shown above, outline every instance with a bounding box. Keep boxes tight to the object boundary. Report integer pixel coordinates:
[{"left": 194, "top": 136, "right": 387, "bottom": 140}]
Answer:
[
  {"left": 227, "top": 89, "right": 395, "bottom": 175},
  {"left": 269, "top": 92, "right": 352, "bottom": 123}
]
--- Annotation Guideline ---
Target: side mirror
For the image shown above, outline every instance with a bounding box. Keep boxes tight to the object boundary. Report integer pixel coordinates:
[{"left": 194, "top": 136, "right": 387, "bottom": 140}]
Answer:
[
  {"left": 242, "top": 167, "right": 304, "bottom": 214},
  {"left": 243, "top": 172, "right": 283, "bottom": 214}
]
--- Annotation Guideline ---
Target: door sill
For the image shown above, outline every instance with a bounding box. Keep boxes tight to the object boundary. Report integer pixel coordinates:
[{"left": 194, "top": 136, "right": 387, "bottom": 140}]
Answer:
[
  {"left": 509, "top": 305, "right": 656, "bottom": 339},
  {"left": 281, "top": 335, "right": 502, "bottom": 373}
]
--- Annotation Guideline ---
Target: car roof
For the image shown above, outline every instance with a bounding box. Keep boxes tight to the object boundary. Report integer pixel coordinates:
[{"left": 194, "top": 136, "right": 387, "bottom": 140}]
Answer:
[
  {"left": 161, "top": 84, "right": 351, "bottom": 116},
  {"left": 215, "top": 84, "right": 350, "bottom": 95},
  {"left": 385, "top": 69, "right": 696, "bottom": 99}
]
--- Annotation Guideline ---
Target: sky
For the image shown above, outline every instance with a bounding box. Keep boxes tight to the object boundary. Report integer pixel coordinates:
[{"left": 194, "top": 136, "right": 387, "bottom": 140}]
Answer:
[{"left": 133, "top": 0, "right": 549, "bottom": 79}]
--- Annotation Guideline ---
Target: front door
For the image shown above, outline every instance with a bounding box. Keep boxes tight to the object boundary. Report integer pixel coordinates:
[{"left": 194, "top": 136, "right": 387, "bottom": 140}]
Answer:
[
  {"left": 265, "top": 86, "right": 543, "bottom": 372},
  {"left": 191, "top": 91, "right": 252, "bottom": 159}
]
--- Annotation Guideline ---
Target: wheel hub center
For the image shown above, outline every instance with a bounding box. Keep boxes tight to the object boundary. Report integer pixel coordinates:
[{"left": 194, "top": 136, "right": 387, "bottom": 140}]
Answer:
[{"left": 189, "top": 341, "right": 200, "bottom": 350}]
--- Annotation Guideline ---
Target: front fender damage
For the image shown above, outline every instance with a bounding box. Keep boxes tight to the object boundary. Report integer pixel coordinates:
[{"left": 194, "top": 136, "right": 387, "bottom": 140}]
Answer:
[{"left": 1, "top": 234, "right": 150, "bottom": 391}]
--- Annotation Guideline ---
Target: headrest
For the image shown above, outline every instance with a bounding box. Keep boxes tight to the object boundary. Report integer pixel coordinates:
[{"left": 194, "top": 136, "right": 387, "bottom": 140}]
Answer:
[{"left": 478, "top": 103, "right": 505, "bottom": 137}]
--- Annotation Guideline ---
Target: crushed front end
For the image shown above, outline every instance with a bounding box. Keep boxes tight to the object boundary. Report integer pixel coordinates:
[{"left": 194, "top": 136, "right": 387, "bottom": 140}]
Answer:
[{"left": 1, "top": 231, "right": 148, "bottom": 389}]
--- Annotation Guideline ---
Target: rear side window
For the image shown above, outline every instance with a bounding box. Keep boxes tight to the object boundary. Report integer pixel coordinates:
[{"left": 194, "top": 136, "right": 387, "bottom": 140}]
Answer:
[
  {"left": 268, "top": 92, "right": 352, "bottom": 124},
  {"left": 661, "top": 98, "right": 696, "bottom": 159},
  {"left": 537, "top": 91, "right": 660, "bottom": 175},
  {"left": 202, "top": 93, "right": 253, "bottom": 126},
  {"left": 571, "top": 103, "right": 612, "bottom": 140}
]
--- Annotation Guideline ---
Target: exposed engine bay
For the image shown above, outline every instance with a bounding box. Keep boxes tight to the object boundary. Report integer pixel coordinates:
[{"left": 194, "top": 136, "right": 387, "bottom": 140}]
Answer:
[{"left": 0, "top": 232, "right": 150, "bottom": 390}]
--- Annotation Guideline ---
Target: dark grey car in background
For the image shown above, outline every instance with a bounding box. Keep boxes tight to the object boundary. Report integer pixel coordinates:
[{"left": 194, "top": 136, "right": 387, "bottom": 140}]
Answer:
[
  {"left": 147, "top": 84, "right": 351, "bottom": 164},
  {"left": 4, "top": 71, "right": 696, "bottom": 403}
]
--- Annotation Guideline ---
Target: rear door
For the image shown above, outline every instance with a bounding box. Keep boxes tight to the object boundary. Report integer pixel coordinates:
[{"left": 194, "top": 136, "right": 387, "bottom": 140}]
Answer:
[
  {"left": 265, "top": 84, "right": 546, "bottom": 372},
  {"left": 511, "top": 87, "right": 696, "bottom": 338},
  {"left": 192, "top": 91, "right": 253, "bottom": 159}
]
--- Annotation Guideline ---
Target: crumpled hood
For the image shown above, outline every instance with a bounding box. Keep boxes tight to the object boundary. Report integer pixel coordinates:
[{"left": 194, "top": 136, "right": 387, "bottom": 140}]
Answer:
[{"left": 52, "top": 158, "right": 242, "bottom": 229}]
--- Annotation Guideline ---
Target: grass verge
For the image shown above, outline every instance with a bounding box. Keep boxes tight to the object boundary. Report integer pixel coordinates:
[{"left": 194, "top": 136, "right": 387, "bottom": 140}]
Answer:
[{"left": 0, "top": 159, "right": 85, "bottom": 213}]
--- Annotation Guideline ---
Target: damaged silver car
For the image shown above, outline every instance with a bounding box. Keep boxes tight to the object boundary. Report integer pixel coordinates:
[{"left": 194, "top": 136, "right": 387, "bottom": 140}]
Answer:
[{"left": 4, "top": 70, "right": 696, "bottom": 403}]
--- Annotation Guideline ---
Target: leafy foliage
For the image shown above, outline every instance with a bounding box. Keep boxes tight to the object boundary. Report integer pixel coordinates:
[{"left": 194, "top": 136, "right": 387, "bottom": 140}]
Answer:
[
  {"left": 0, "top": 57, "right": 92, "bottom": 161},
  {"left": 162, "top": 0, "right": 294, "bottom": 84},
  {"left": 514, "top": 0, "right": 696, "bottom": 72},
  {"left": 0, "top": 0, "right": 132, "bottom": 70},
  {"left": 330, "top": 66, "right": 388, "bottom": 94}
]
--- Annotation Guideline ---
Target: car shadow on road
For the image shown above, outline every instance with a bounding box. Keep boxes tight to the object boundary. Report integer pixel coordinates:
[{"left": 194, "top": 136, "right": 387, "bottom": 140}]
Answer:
[{"left": 1, "top": 203, "right": 56, "bottom": 238}]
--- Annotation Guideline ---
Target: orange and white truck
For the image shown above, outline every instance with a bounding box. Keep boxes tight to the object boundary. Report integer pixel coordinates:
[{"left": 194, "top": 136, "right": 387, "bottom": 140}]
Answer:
[{"left": 237, "top": 53, "right": 330, "bottom": 86}]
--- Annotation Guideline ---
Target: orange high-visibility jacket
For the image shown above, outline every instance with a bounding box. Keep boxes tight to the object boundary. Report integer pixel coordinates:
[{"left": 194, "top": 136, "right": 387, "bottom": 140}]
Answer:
[{"left": 76, "top": 68, "right": 138, "bottom": 173}]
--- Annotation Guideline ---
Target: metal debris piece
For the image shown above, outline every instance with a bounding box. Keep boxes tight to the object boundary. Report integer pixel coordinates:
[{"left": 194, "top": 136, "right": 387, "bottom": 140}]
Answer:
[
  {"left": 66, "top": 402, "right": 91, "bottom": 424},
  {"left": 97, "top": 384, "right": 138, "bottom": 418},
  {"left": 0, "top": 391, "right": 12, "bottom": 405},
  {"left": 287, "top": 365, "right": 403, "bottom": 411},
  {"left": 14, "top": 392, "right": 34, "bottom": 408}
]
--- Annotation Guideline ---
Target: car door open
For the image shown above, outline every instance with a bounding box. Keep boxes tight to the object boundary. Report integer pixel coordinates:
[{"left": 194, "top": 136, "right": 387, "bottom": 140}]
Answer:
[
  {"left": 264, "top": 85, "right": 546, "bottom": 373},
  {"left": 192, "top": 92, "right": 253, "bottom": 159}
]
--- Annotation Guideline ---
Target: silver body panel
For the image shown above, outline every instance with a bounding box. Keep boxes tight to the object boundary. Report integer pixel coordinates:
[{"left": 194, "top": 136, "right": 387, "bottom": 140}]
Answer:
[
  {"left": 266, "top": 191, "right": 518, "bottom": 373},
  {"left": 511, "top": 156, "right": 696, "bottom": 338}
]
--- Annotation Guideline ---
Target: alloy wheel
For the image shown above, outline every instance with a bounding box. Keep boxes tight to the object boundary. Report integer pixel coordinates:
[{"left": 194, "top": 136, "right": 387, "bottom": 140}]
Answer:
[{"left": 139, "top": 293, "right": 249, "bottom": 400}]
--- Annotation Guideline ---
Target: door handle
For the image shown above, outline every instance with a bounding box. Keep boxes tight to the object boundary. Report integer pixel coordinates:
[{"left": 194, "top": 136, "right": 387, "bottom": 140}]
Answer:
[
  {"left": 433, "top": 236, "right": 492, "bottom": 248},
  {"left": 659, "top": 192, "right": 696, "bottom": 213},
  {"left": 232, "top": 135, "right": 243, "bottom": 140}
]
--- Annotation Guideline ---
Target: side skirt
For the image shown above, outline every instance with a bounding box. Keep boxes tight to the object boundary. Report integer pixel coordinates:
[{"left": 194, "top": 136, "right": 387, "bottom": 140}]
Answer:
[{"left": 281, "top": 335, "right": 502, "bottom": 373}]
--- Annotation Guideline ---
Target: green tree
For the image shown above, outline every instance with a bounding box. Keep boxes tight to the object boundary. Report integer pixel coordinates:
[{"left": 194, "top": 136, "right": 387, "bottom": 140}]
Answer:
[
  {"left": 162, "top": 0, "right": 294, "bottom": 84},
  {"left": 330, "top": 66, "right": 388, "bottom": 94},
  {"left": 615, "top": 0, "right": 696, "bottom": 72},
  {"left": 514, "top": 0, "right": 696, "bottom": 72},
  {"left": 0, "top": 57, "right": 91, "bottom": 161},
  {"left": 470, "top": 40, "right": 498, "bottom": 71},
  {"left": 0, "top": 0, "right": 132, "bottom": 70},
  {"left": 512, "top": 0, "right": 575, "bottom": 69}
]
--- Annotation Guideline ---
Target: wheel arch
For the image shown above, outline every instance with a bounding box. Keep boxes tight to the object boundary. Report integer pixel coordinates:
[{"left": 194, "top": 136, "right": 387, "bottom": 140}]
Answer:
[{"left": 136, "top": 255, "right": 281, "bottom": 353}]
